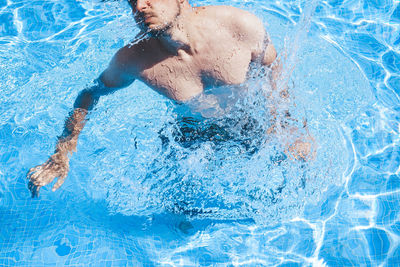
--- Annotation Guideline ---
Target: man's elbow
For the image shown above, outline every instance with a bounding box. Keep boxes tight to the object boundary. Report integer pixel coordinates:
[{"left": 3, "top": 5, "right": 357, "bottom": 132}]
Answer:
[
  {"left": 74, "top": 88, "right": 99, "bottom": 111},
  {"left": 99, "top": 70, "right": 135, "bottom": 90}
]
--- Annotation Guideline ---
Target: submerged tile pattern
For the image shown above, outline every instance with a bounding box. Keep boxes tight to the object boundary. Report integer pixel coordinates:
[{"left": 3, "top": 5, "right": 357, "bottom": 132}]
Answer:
[{"left": 0, "top": 0, "right": 399, "bottom": 266}]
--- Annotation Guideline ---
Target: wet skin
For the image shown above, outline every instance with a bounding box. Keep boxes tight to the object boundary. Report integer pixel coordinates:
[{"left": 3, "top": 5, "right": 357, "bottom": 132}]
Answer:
[
  {"left": 102, "top": 1, "right": 277, "bottom": 101},
  {"left": 26, "top": 0, "right": 313, "bottom": 198}
]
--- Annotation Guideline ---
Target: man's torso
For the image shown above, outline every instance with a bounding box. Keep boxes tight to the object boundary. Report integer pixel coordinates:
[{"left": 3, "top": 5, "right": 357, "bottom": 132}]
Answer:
[{"left": 117, "top": 6, "right": 265, "bottom": 102}]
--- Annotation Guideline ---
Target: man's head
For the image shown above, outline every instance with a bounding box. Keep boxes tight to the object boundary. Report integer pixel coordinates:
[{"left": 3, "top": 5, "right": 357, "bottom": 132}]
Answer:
[{"left": 128, "top": 0, "right": 190, "bottom": 35}]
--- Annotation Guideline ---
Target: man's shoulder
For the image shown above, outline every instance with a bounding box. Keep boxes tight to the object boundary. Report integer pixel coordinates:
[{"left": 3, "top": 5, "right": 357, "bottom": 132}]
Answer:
[
  {"left": 199, "top": 6, "right": 269, "bottom": 61},
  {"left": 102, "top": 38, "right": 160, "bottom": 87},
  {"left": 116, "top": 38, "right": 157, "bottom": 61},
  {"left": 199, "top": 5, "right": 265, "bottom": 40},
  {"left": 199, "top": 5, "right": 262, "bottom": 25},
  {"left": 111, "top": 38, "right": 161, "bottom": 70},
  {"left": 198, "top": 5, "right": 248, "bottom": 15}
]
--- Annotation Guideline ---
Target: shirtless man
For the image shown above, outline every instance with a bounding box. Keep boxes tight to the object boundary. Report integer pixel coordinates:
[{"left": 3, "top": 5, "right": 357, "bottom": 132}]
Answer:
[{"left": 27, "top": 0, "right": 280, "bottom": 197}]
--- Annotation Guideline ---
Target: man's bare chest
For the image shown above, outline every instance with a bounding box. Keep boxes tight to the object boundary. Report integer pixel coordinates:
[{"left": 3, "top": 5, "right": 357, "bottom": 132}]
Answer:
[{"left": 137, "top": 44, "right": 253, "bottom": 102}]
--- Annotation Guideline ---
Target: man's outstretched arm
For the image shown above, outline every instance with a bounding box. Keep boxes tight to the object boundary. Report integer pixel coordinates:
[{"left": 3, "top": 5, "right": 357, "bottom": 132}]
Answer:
[
  {"left": 27, "top": 79, "right": 124, "bottom": 197},
  {"left": 27, "top": 50, "right": 136, "bottom": 197}
]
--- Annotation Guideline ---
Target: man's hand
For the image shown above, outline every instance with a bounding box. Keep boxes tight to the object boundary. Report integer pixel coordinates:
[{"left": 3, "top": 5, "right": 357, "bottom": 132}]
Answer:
[
  {"left": 285, "top": 136, "right": 316, "bottom": 161},
  {"left": 27, "top": 152, "right": 69, "bottom": 198}
]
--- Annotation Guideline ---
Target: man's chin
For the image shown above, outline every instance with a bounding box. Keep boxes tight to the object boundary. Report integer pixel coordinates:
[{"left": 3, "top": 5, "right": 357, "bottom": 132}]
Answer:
[{"left": 138, "top": 22, "right": 169, "bottom": 37}]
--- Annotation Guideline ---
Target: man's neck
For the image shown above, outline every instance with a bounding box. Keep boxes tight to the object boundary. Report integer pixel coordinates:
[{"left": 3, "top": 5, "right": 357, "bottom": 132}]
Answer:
[{"left": 158, "top": 5, "right": 194, "bottom": 54}]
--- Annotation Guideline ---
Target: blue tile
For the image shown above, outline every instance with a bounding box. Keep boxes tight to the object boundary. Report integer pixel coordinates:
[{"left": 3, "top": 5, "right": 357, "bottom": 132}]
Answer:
[
  {"left": 387, "top": 245, "right": 400, "bottom": 266},
  {"left": 376, "top": 193, "right": 400, "bottom": 226},
  {"left": 364, "top": 0, "right": 380, "bottom": 9},
  {"left": 390, "top": 4, "right": 400, "bottom": 23},
  {"left": 346, "top": 33, "right": 387, "bottom": 59},
  {"left": 390, "top": 221, "right": 400, "bottom": 236},
  {"left": 327, "top": 0, "right": 344, "bottom": 7},
  {"left": 55, "top": 243, "right": 71, "bottom": 257},
  {"left": 363, "top": 228, "right": 390, "bottom": 263},
  {"left": 268, "top": 222, "right": 316, "bottom": 258},
  {"left": 268, "top": 232, "right": 295, "bottom": 252},
  {"left": 394, "top": 34, "right": 400, "bottom": 46},
  {"left": 363, "top": 0, "right": 394, "bottom": 13},
  {"left": 348, "top": 166, "right": 388, "bottom": 195},
  {"left": 383, "top": 51, "right": 400, "bottom": 73},
  {"left": 0, "top": 13, "right": 18, "bottom": 37},
  {"left": 376, "top": 84, "right": 400, "bottom": 108},
  {"left": 387, "top": 76, "right": 400, "bottom": 94},
  {"left": 277, "top": 262, "right": 302, "bottom": 267},
  {"left": 319, "top": 208, "right": 374, "bottom": 266},
  {"left": 363, "top": 146, "right": 400, "bottom": 173},
  {"left": 319, "top": 18, "right": 345, "bottom": 35},
  {"left": 0, "top": 0, "right": 398, "bottom": 266},
  {"left": 386, "top": 175, "right": 400, "bottom": 191},
  {"left": 350, "top": 53, "right": 386, "bottom": 81},
  {"left": 303, "top": 185, "right": 342, "bottom": 221},
  {"left": 337, "top": 7, "right": 356, "bottom": 20}
]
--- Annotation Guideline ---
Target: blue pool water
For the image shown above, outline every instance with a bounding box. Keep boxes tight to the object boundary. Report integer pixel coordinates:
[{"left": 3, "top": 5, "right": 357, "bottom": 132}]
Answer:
[{"left": 1, "top": 0, "right": 399, "bottom": 266}]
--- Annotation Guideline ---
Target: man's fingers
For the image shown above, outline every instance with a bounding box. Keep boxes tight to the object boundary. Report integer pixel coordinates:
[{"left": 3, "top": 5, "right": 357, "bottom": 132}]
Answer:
[
  {"left": 30, "top": 167, "right": 57, "bottom": 187},
  {"left": 27, "top": 158, "right": 68, "bottom": 196},
  {"left": 28, "top": 180, "right": 41, "bottom": 198},
  {"left": 27, "top": 163, "right": 56, "bottom": 197},
  {"left": 28, "top": 180, "right": 34, "bottom": 193},
  {"left": 52, "top": 176, "right": 66, "bottom": 192},
  {"left": 26, "top": 166, "right": 42, "bottom": 179},
  {"left": 34, "top": 185, "right": 40, "bottom": 197}
]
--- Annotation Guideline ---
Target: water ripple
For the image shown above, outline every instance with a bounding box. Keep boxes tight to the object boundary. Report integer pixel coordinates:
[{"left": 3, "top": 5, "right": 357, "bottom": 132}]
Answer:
[{"left": 0, "top": 0, "right": 399, "bottom": 266}]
